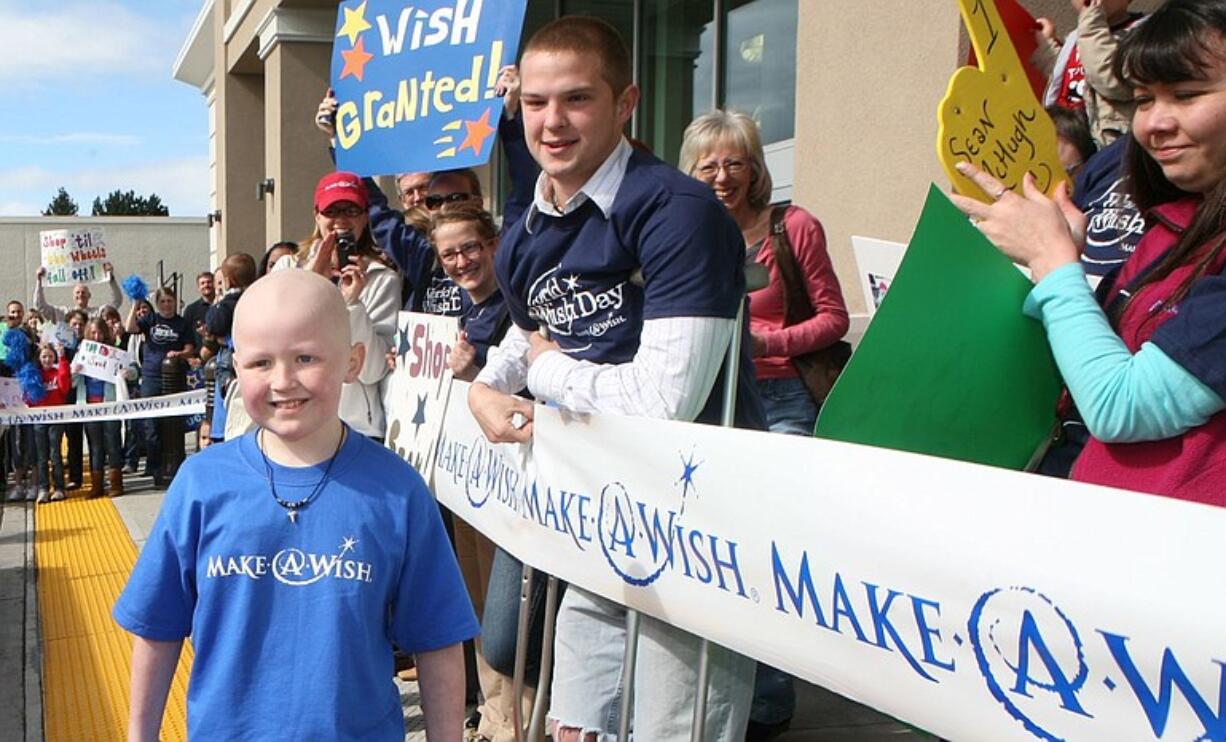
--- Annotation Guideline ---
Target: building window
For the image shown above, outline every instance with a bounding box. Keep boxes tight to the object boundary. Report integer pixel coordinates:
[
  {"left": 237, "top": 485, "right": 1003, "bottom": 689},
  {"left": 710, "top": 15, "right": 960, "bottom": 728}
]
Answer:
[{"left": 723, "top": 0, "right": 797, "bottom": 146}]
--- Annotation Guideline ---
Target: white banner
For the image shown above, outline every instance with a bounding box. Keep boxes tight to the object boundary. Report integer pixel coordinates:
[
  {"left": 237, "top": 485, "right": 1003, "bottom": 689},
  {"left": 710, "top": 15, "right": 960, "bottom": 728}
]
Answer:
[
  {"left": 73, "top": 339, "right": 133, "bottom": 384},
  {"left": 39, "top": 228, "right": 109, "bottom": 287},
  {"left": 433, "top": 382, "right": 1226, "bottom": 742},
  {"left": 0, "top": 390, "right": 206, "bottom": 425},
  {"left": 384, "top": 312, "right": 459, "bottom": 480}
]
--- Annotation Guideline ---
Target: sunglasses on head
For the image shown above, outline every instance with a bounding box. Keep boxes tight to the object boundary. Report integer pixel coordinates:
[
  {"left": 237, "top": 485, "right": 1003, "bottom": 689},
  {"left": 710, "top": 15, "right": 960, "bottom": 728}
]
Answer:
[{"left": 425, "top": 192, "right": 473, "bottom": 210}]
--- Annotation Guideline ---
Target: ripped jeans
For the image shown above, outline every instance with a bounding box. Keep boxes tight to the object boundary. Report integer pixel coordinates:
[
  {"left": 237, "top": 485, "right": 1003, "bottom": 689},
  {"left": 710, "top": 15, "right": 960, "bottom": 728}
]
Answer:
[{"left": 548, "top": 587, "right": 753, "bottom": 741}]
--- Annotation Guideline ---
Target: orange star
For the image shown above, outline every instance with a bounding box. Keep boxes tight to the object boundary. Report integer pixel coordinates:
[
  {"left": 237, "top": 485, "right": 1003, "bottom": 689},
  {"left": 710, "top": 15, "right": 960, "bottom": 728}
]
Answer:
[
  {"left": 458, "top": 108, "right": 495, "bottom": 157},
  {"left": 339, "top": 37, "right": 374, "bottom": 82}
]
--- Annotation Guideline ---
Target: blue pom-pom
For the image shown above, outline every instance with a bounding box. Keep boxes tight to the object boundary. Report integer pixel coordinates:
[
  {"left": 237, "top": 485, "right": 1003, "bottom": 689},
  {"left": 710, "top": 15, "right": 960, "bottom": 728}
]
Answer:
[
  {"left": 18, "top": 361, "right": 45, "bottom": 404},
  {"left": 3, "top": 328, "right": 31, "bottom": 366},
  {"left": 122, "top": 274, "right": 149, "bottom": 301}
]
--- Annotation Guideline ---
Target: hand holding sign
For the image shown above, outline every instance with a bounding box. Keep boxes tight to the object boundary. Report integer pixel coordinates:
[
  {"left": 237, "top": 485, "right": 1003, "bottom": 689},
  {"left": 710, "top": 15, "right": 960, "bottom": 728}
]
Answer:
[{"left": 938, "top": 0, "right": 1068, "bottom": 203}]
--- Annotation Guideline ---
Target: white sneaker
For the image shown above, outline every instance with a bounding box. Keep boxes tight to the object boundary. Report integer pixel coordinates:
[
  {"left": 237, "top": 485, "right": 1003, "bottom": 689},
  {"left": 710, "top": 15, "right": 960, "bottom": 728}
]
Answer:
[
  {"left": 35, "top": 488, "right": 49, "bottom": 504},
  {"left": 49, "top": 490, "right": 66, "bottom": 502},
  {"left": 5, "top": 488, "right": 20, "bottom": 503}
]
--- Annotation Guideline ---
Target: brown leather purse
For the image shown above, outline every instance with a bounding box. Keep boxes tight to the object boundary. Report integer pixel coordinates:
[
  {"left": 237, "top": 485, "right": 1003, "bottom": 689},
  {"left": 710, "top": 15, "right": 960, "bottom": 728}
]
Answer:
[{"left": 768, "top": 206, "right": 852, "bottom": 404}]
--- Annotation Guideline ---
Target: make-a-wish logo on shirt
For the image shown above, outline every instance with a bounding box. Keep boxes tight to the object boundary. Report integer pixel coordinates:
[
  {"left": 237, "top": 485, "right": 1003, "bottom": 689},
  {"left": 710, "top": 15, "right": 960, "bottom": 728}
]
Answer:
[
  {"left": 526, "top": 266, "right": 627, "bottom": 339},
  {"left": 423, "top": 275, "right": 462, "bottom": 315},
  {"left": 205, "top": 536, "right": 374, "bottom": 586}
]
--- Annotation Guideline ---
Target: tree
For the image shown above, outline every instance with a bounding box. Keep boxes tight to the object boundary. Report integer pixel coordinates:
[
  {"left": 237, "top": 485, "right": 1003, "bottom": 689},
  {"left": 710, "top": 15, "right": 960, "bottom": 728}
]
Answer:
[
  {"left": 90, "top": 189, "right": 170, "bottom": 216},
  {"left": 42, "top": 187, "right": 79, "bottom": 216}
]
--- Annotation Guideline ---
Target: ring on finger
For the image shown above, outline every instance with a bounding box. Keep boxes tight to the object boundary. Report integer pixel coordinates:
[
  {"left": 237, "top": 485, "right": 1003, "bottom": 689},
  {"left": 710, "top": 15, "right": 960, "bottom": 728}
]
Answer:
[{"left": 992, "top": 186, "right": 1009, "bottom": 201}]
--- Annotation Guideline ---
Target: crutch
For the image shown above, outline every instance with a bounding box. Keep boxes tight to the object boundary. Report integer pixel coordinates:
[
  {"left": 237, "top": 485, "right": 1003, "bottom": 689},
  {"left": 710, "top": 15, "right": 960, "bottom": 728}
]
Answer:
[
  {"left": 527, "top": 574, "right": 560, "bottom": 740},
  {"left": 618, "top": 269, "right": 760, "bottom": 742},
  {"left": 511, "top": 564, "right": 534, "bottom": 742}
]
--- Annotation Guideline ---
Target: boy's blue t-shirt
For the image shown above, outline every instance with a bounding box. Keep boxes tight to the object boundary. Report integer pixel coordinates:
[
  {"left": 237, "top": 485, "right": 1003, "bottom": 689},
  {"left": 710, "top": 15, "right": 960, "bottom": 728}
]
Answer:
[{"left": 113, "top": 429, "right": 478, "bottom": 741}]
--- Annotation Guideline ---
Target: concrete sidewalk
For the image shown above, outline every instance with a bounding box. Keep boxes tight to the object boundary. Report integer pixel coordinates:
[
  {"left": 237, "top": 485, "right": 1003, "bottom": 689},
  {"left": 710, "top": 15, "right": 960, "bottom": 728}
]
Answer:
[{"left": 2, "top": 472, "right": 925, "bottom": 742}]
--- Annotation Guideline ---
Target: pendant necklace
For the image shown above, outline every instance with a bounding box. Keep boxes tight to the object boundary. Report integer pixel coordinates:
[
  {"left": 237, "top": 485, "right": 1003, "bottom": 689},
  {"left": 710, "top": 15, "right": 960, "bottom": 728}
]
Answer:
[{"left": 258, "top": 427, "right": 346, "bottom": 524}]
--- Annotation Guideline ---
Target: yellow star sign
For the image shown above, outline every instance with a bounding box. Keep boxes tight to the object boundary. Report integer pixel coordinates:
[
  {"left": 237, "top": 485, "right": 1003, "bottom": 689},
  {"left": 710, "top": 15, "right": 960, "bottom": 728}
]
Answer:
[{"left": 337, "top": 1, "right": 372, "bottom": 46}]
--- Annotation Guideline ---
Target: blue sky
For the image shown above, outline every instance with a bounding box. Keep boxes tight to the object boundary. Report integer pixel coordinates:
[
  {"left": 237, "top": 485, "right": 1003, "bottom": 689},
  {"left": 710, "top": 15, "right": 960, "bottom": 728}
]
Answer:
[{"left": 0, "top": 0, "right": 209, "bottom": 216}]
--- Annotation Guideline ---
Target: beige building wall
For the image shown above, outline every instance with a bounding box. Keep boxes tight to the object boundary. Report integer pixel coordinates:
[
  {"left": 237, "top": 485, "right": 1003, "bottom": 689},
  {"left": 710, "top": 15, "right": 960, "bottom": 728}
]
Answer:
[
  {"left": 796, "top": 0, "right": 1163, "bottom": 313},
  {"left": 0, "top": 218, "right": 210, "bottom": 312}
]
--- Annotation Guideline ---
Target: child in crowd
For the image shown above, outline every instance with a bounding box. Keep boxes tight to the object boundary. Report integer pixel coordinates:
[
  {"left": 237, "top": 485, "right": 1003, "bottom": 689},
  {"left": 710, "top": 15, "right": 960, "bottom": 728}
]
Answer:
[
  {"left": 1033, "top": 0, "right": 1145, "bottom": 146},
  {"left": 114, "top": 269, "right": 476, "bottom": 741},
  {"left": 32, "top": 343, "right": 71, "bottom": 503},
  {"left": 204, "top": 253, "right": 258, "bottom": 442},
  {"left": 72, "top": 318, "right": 136, "bottom": 498}
]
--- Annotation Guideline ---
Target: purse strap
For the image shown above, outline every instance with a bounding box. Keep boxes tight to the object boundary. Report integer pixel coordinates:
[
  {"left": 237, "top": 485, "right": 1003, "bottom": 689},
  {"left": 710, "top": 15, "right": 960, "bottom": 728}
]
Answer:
[{"left": 768, "top": 206, "right": 816, "bottom": 328}]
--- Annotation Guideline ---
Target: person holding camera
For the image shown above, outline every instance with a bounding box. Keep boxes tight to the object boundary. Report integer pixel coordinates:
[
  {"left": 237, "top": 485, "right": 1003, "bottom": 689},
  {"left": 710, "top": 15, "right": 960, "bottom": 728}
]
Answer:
[{"left": 270, "top": 172, "right": 402, "bottom": 440}]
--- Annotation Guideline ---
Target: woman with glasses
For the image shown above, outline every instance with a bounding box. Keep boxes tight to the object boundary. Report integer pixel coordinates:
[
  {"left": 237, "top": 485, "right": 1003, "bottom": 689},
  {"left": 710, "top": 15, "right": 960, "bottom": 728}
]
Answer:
[
  {"left": 680, "top": 109, "right": 850, "bottom": 740},
  {"left": 272, "top": 171, "right": 403, "bottom": 441}
]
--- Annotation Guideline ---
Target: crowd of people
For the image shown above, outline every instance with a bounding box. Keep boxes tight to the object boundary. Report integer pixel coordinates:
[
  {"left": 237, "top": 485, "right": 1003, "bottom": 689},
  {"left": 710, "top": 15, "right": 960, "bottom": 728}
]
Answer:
[{"left": 3, "top": 0, "right": 1217, "bottom": 739}]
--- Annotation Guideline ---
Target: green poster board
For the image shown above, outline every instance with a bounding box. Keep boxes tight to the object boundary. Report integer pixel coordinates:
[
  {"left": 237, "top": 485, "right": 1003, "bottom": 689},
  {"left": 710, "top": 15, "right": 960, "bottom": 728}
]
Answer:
[{"left": 814, "top": 185, "right": 1062, "bottom": 470}]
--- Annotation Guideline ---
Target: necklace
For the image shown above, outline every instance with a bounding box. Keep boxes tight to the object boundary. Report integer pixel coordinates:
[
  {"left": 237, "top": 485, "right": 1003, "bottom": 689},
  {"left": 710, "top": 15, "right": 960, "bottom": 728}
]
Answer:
[{"left": 258, "top": 427, "right": 347, "bottom": 524}]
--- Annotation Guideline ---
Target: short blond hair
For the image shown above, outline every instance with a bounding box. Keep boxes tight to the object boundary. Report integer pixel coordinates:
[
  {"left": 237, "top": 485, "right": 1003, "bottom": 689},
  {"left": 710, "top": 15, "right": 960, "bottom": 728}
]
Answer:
[{"left": 679, "top": 109, "right": 774, "bottom": 211}]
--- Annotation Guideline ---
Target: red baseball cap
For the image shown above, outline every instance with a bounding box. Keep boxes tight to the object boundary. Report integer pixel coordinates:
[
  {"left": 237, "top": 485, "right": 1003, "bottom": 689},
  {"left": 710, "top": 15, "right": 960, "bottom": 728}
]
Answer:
[{"left": 314, "top": 171, "right": 368, "bottom": 211}]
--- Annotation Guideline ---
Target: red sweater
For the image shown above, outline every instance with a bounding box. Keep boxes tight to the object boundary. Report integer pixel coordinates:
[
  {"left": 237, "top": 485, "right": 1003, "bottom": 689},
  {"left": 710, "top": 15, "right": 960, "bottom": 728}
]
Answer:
[
  {"left": 34, "top": 358, "right": 72, "bottom": 407},
  {"left": 748, "top": 206, "right": 850, "bottom": 380}
]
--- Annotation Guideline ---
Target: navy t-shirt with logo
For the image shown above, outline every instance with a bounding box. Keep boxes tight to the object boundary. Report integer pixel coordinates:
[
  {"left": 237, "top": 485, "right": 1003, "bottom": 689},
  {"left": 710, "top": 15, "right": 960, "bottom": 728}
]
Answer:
[
  {"left": 419, "top": 268, "right": 467, "bottom": 317},
  {"left": 137, "top": 313, "right": 192, "bottom": 378},
  {"left": 462, "top": 290, "right": 510, "bottom": 370},
  {"left": 496, "top": 149, "right": 765, "bottom": 429}
]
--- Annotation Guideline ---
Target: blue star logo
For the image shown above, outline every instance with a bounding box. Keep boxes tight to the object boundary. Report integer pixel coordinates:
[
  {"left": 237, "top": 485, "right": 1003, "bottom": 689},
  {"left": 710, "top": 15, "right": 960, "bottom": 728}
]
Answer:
[
  {"left": 412, "top": 394, "right": 428, "bottom": 436},
  {"left": 676, "top": 449, "right": 703, "bottom": 515},
  {"left": 397, "top": 328, "right": 411, "bottom": 359}
]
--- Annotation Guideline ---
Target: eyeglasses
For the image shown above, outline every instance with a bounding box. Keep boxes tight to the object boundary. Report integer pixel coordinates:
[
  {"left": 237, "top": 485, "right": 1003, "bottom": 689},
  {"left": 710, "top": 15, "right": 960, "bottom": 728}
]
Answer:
[
  {"left": 695, "top": 159, "right": 748, "bottom": 180},
  {"left": 438, "top": 240, "right": 487, "bottom": 265},
  {"left": 321, "top": 205, "right": 365, "bottom": 218},
  {"left": 425, "top": 192, "right": 474, "bottom": 210}
]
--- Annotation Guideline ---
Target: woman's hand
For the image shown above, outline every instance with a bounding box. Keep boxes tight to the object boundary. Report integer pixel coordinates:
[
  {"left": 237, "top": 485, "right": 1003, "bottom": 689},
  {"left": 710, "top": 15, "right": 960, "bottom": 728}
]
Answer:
[
  {"left": 949, "top": 164, "right": 1086, "bottom": 283},
  {"left": 338, "top": 263, "right": 367, "bottom": 305},
  {"left": 315, "top": 88, "right": 338, "bottom": 138},
  {"left": 749, "top": 331, "right": 768, "bottom": 357},
  {"left": 448, "top": 333, "right": 479, "bottom": 381},
  {"left": 309, "top": 232, "right": 340, "bottom": 279}
]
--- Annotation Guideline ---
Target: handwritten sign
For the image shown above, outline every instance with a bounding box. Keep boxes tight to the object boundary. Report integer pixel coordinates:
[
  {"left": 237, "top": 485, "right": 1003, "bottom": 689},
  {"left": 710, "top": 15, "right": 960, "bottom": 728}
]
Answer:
[
  {"left": 965, "top": 0, "right": 1047, "bottom": 100},
  {"left": 0, "top": 378, "right": 23, "bottom": 409},
  {"left": 74, "top": 339, "right": 132, "bottom": 384},
  {"left": 383, "top": 311, "right": 459, "bottom": 479},
  {"left": 331, "top": 0, "right": 529, "bottom": 176},
  {"left": 39, "top": 322, "right": 75, "bottom": 348},
  {"left": 40, "top": 228, "right": 108, "bottom": 287},
  {"left": 937, "top": 0, "right": 1068, "bottom": 203}
]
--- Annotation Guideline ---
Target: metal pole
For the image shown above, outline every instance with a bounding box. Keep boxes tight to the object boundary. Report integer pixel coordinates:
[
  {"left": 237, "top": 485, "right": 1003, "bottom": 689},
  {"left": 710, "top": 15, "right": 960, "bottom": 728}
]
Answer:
[
  {"left": 527, "top": 576, "right": 560, "bottom": 742},
  {"left": 690, "top": 300, "right": 746, "bottom": 742},
  {"left": 511, "top": 563, "right": 535, "bottom": 742},
  {"left": 616, "top": 608, "right": 641, "bottom": 742}
]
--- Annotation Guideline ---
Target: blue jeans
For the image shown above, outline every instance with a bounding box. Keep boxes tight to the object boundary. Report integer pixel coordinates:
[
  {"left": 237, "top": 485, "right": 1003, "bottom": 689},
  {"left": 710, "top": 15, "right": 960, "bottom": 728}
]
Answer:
[
  {"left": 757, "top": 376, "right": 819, "bottom": 437},
  {"left": 84, "top": 420, "right": 123, "bottom": 470},
  {"left": 481, "top": 546, "right": 561, "bottom": 686},
  {"left": 749, "top": 376, "right": 818, "bottom": 725},
  {"left": 139, "top": 376, "right": 162, "bottom": 471},
  {"left": 549, "top": 587, "right": 754, "bottom": 740},
  {"left": 33, "top": 423, "right": 65, "bottom": 492}
]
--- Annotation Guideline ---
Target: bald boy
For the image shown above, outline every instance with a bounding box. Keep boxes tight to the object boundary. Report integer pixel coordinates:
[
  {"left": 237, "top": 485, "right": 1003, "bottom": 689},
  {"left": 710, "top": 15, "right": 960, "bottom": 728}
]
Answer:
[{"left": 115, "top": 270, "right": 477, "bottom": 742}]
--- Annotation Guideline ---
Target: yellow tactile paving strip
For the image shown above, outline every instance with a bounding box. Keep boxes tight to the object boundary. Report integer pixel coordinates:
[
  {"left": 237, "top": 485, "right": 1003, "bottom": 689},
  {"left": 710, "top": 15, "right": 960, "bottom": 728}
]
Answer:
[{"left": 35, "top": 481, "right": 194, "bottom": 742}]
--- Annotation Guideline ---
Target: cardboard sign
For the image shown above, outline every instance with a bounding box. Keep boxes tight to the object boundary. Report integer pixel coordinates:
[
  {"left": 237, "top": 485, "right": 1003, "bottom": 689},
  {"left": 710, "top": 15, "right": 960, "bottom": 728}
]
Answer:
[
  {"left": 74, "top": 339, "right": 132, "bottom": 384},
  {"left": 850, "top": 235, "right": 907, "bottom": 314},
  {"left": 816, "top": 186, "right": 1061, "bottom": 470},
  {"left": 383, "top": 311, "right": 460, "bottom": 479},
  {"left": 0, "top": 378, "right": 23, "bottom": 409},
  {"left": 331, "top": 0, "right": 529, "bottom": 176},
  {"left": 39, "top": 322, "right": 75, "bottom": 348},
  {"left": 40, "top": 228, "right": 108, "bottom": 287},
  {"left": 937, "top": 0, "right": 1068, "bottom": 202},
  {"left": 965, "top": 0, "right": 1047, "bottom": 100}
]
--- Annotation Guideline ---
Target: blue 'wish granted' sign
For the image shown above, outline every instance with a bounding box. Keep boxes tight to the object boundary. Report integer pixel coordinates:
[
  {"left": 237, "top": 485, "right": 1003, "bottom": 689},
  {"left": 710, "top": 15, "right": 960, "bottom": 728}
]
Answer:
[{"left": 330, "top": 0, "right": 528, "bottom": 176}]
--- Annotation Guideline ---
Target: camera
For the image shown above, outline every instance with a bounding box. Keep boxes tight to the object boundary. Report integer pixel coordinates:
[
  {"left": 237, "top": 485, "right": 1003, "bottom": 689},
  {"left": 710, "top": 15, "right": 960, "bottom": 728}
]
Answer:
[{"left": 335, "top": 231, "right": 354, "bottom": 270}]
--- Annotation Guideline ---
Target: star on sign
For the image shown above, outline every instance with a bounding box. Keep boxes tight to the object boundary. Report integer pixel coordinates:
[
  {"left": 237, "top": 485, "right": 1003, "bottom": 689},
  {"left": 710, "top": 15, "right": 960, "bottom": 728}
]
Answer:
[
  {"left": 340, "top": 536, "right": 358, "bottom": 555},
  {"left": 562, "top": 274, "right": 580, "bottom": 291},
  {"left": 677, "top": 451, "right": 703, "bottom": 498},
  {"left": 412, "top": 394, "right": 428, "bottom": 436},
  {"left": 458, "top": 108, "right": 495, "bottom": 156},
  {"left": 340, "top": 36, "right": 374, "bottom": 82},
  {"left": 337, "top": 1, "right": 372, "bottom": 45},
  {"left": 397, "top": 328, "right": 411, "bottom": 359}
]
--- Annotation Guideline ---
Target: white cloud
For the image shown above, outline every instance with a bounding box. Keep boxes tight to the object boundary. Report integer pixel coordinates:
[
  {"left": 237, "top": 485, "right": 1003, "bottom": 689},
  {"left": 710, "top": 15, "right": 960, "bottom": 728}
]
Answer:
[
  {"left": 0, "top": 133, "right": 141, "bottom": 146},
  {"left": 0, "top": 2, "right": 181, "bottom": 83},
  {"left": 0, "top": 156, "right": 210, "bottom": 217}
]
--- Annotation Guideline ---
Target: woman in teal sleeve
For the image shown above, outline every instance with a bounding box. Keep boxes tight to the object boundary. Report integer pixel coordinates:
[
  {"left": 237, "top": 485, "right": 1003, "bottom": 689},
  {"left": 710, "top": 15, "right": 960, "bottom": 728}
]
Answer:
[{"left": 953, "top": 0, "right": 1226, "bottom": 506}]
